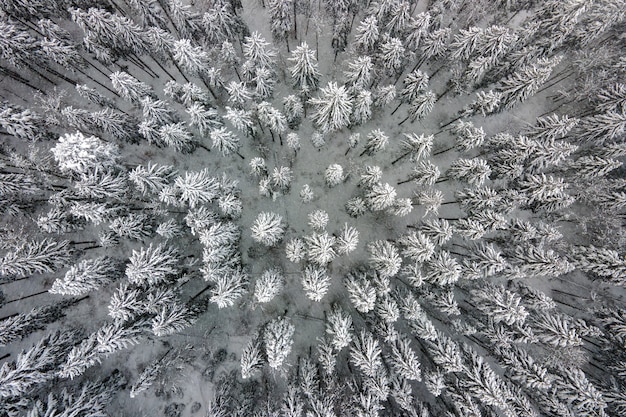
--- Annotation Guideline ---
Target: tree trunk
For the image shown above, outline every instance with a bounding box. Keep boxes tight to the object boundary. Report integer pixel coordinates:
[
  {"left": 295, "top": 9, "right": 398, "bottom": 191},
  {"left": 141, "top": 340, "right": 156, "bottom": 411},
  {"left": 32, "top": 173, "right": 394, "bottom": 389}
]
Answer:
[
  {"left": 391, "top": 151, "right": 411, "bottom": 165},
  {"left": 5, "top": 289, "right": 48, "bottom": 304},
  {"left": 433, "top": 145, "right": 455, "bottom": 156},
  {"left": 390, "top": 101, "right": 403, "bottom": 115}
]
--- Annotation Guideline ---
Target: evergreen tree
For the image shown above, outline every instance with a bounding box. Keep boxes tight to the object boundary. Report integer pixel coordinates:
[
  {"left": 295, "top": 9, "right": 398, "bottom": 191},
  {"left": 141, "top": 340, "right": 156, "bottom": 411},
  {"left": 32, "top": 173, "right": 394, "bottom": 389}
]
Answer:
[
  {"left": 309, "top": 82, "right": 353, "bottom": 133},
  {"left": 368, "top": 240, "right": 402, "bottom": 278},
  {"left": 172, "top": 39, "right": 210, "bottom": 77},
  {"left": 366, "top": 182, "right": 397, "bottom": 211},
  {"left": 361, "top": 129, "right": 389, "bottom": 156},
  {"left": 379, "top": 37, "right": 406, "bottom": 74},
  {"left": 264, "top": 317, "right": 295, "bottom": 370},
  {"left": 210, "top": 126, "right": 241, "bottom": 157},
  {"left": 268, "top": 0, "right": 293, "bottom": 48},
  {"left": 51, "top": 132, "right": 119, "bottom": 175},
  {"left": 50, "top": 257, "right": 120, "bottom": 296},
  {"left": 251, "top": 212, "right": 285, "bottom": 246},
  {"left": 0, "top": 330, "right": 77, "bottom": 399},
  {"left": 344, "top": 56, "right": 374, "bottom": 90},
  {"left": 354, "top": 16, "right": 379, "bottom": 53},
  {"left": 570, "top": 245, "right": 626, "bottom": 286},
  {"left": 126, "top": 243, "right": 179, "bottom": 286},
  {"left": 0, "top": 103, "right": 46, "bottom": 141},
  {"left": 301, "top": 265, "right": 332, "bottom": 301},
  {"left": 0, "top": 238, "right": 71, "bottom": 278},
  {"left": 202, "top": 0, "right": 241, "bottom": 45},
  {"left": 305, "top": 232, "right": 336, "bottom": 265},
  {"left": 254, "top": 267, "right": 284, "bottom": 303},
  {"left": 110, "top": 71, "right": 153, "bottom": 103},
  {"left": 243, "top": 31, "right": 277, "bottom": 68},
  {"left": 498, "top": 56, "right": 562, "bottom": 109},
  {"left": 159, "top": 122, "right": 197, "bottom": 152},
  {"left": 351, "top": 89, "right": 373, "bottom": 125}
]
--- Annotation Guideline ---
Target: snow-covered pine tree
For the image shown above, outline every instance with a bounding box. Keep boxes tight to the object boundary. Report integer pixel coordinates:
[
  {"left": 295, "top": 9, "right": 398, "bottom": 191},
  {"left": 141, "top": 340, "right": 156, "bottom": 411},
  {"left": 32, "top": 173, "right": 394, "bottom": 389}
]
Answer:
[
  {"left": 140, "top": 98, "right": 175, "bottom": 128},
  {"left": 345, "top": 271, "right": 377, "bottom": 313},
  {"left": 283, "top": 95, "right": 304, "bottom": 128},
  {"left": 354, "top": 15, "right": 379, "bottom": 53},
  {"left": 209, "top": 267, "right": 248, "bottom": 308},
  {"left": 336, "top": 223, "right": 359, "bottom": 255},
  {"left": 126, "top": 243, "right": 179, "bottom": 286},
  {"left": 397, "top": 231, "right": 435, "bottom": 263},
  {"left": 209, "top": 126, "right": 242, "bottom": 157},
  {"left": 368, "top": 240, "right": 402, "bottom": 278},
  {"left": 225, "top": 81, "right": 253, "bottom": 107},
  {"left": 0, "top": 238, "right": 71, "bottom": 278},
  {"left": 351, "top": 89, "right": 373, "bottom": 125},
  {"left": 345, "top": 56, "right": 374, "bottom": 91},
  {"left": 110, "top": 71, "right": 152, "bottom": 103},
  {"left": 0, "top": 103, "right": 46, "bottom": 141},
  {"left": 366, "top": 182, "right": 397, "bottom": 211},
  {"left": 151, "top": 302, "right": 194, "bottom": 336},
  {"left": 186, "top": 103, "right": 221, "bottom": 137},
  {"left": 129, "top": 162, "right": 176, "bottom": 196},
  {"left": 361, "top": 129, "right": 389, "bottom": 156},
  {"left": 309, "top": 82, "right": 353, "bottom": 133},
  {"left": 569, "top": 245, "right": 626, "bottom": 286},
  {"left": 50, "top": 257, "right": 120, "bottom": 296},
  {"left": 524, "top": 114, "right": 580, "bottom": 141},
  {"left": 350, "top": 330, "right": 382, "bottom": 377},
  {"left": 498, "top": 56, "right": 562, "bottom": 109},
  {"left": 243, "top": 31, "right": 277, "bottom": 68},
  {"left": 379, "top": 37, "right": 406, "bottom": 75},
  {"left": 445, "top": 158, "right": 491, "bottom": 186},
  {"left": 240, "top": 336, "right": 264, "bottom": 379},
  {"left": 308, "top": 210, "right": 329, "bottom": 231},
  {"left": 471, "top": 284, "right": 528, "bottom": 326},
  {"left": 404, "top": 91, "right": 436, "bottom": 123},
  {"left": 405, "top": 11, "right": 431, "bottom": 52},
  {"left": 0, "top": 330, "right": 77, "bottom": 399},
  {"left": 513, "top": 244, "right": 573, "bottom": 277},
  {"left": 388, "top": 337, "right": 422, "bottom": 381},
  {"left": 254, "top": 267, "right": 284, "bottom": 304},
  {"left": 174, "top": 168, "right": 220, "bottom": 208},
  {"left": 51, "top": 131, "right": 119, "bottom": 175},
  {"left": 423, "top": 251, "right": 461, "bottom": 287},
  {"left": 304, "top": 232, "right": 336, "bottom": 265},
  {"left": 264, "top": 316, "right": 295, "bottom": 370},
  {"left": 251, "top": 212, "right": 285, "bottom": 246},
  {"left": 301, "top": 265, "right": 332, "bottom": 302},
  {"left": 326, "top": 304, "right": 353, "bottom": 351},
  {"left": 359, "top": 165, "right": 383, "bottom": 188},
  {"left": 577, "top": 109, "right": 626, "bottom": 145},
  {"left": 399, "top": 70, "right": 430, "bottom": 107},
  {"left": 289, "top": 42, "right": 320, "bottom": 91},
  {"left": 202, "top": 0, "right": 240, "bottom": 45}
]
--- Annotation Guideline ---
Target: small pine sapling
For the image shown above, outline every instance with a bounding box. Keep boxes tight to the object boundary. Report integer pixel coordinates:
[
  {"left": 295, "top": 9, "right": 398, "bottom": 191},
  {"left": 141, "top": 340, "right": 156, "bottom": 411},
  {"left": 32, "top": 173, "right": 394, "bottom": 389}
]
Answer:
[
  {"left": 308, "top": 210, "right": 329, "bottom": 231},
  {"left": 300, "top": 184, "right": 314, "bottom": 203},
  {"left": 286, "top": 238, "right": 307, "bottom": 263},
  {"left": 325, "top": 164, "right": 345, "bottom": 187}
]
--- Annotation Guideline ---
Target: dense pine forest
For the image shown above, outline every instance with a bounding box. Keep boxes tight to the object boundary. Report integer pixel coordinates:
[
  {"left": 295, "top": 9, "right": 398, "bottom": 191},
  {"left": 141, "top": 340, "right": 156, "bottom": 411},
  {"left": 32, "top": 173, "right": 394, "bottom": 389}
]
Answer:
[{"left": 0, "top": 0, "right": 625, "bottom": 416}]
